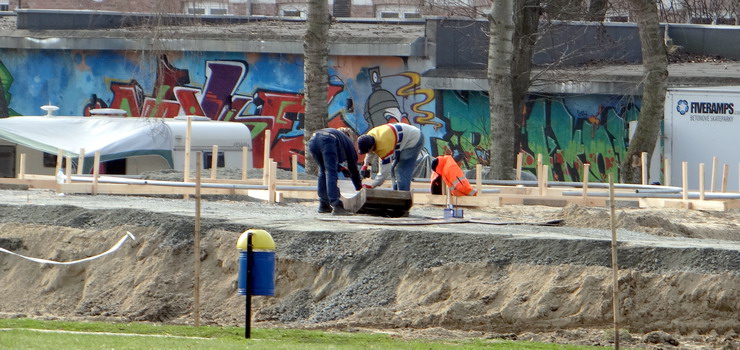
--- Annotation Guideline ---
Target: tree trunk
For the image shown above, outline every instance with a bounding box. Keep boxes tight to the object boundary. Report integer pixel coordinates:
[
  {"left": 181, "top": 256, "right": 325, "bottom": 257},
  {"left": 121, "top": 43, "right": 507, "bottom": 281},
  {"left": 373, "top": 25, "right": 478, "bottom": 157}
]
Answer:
[
  {"left": 511, "top": 0, "right": 540, "bottom": 162},
  {"left": 620, "top": 0, "right": 668, "bottom": 183},
  {"left": 587, "top": 0, "right": 608, "bottom": 21},
  {"left": 303, "top": 0, "right": 331, "bottom": 176},
  {"left": 488, "top": 0, "right": 517, "bottom": 180}
]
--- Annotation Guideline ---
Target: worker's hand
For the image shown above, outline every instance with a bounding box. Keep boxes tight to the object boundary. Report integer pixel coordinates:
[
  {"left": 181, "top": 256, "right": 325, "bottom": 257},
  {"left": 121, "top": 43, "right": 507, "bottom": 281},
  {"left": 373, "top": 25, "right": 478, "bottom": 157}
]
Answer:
[
  {"left": 362, "top": 184, "right": 374, "bottom": 189},
  {"left": 339, "top": 166, "right": 351, "bottom": 177},
  {"left": 361, "top": 165, "right": 370, "bottom": 179}
]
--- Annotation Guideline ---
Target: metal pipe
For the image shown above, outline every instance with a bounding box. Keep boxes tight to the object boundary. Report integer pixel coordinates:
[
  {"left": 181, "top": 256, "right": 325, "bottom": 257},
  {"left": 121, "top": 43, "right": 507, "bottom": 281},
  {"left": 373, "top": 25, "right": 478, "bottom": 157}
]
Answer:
[
  {"left": 411, "top": 187, "right": 501, "bottom": 194},
  {"left": 71, "top": 175, "right": 317, "bottom": 191},
  {"left": 562, "top": 190, "right": 740, "bottom": 199},
  {"left": 413, "top": 178, "right": 683, "bottom": 192}
]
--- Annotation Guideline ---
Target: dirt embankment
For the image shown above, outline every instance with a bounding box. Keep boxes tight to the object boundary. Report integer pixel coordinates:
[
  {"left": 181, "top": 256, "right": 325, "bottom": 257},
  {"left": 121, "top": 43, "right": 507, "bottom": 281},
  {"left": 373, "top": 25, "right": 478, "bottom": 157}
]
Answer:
[{"left": 0, "top": 193, "right": 739, "bottom": 349}]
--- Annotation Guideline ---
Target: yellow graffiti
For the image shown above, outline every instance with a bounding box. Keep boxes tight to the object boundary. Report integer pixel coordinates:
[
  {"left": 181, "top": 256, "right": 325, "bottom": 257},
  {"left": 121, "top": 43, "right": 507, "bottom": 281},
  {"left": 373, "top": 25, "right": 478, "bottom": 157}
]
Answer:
[{"left": 395, "top": 72, "right": 441, "bottom": 129}]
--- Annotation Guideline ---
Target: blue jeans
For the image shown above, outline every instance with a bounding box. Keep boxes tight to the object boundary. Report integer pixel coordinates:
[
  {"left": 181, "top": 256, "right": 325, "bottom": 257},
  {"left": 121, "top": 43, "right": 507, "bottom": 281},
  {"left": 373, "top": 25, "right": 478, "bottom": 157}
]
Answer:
[
  {"left": 308, "top": 133, "right": 342, "bottom": 208},
  {"left": 392, "top": 136, "right": 424, "bottom": 191}
]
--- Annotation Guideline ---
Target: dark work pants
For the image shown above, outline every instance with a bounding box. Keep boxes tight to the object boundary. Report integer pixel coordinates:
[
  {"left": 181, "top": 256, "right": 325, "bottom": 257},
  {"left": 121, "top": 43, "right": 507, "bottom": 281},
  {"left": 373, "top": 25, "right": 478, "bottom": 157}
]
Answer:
[{"left": 308, "top": 133, "right": 342, "bottom": 208}]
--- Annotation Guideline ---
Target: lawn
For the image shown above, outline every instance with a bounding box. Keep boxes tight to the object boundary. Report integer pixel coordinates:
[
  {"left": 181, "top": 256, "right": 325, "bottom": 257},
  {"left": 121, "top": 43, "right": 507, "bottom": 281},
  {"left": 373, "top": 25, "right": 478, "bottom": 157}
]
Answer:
[{"left": 0, "top": 319, "right": 609, "bottom": 349}]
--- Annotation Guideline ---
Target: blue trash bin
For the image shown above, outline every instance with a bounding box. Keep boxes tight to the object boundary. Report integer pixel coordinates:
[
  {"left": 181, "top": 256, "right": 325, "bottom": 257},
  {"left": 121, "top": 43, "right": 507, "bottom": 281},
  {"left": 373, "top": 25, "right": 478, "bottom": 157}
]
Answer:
[{"left": 237, "top": 229, "right": 276, "bottom": 296}]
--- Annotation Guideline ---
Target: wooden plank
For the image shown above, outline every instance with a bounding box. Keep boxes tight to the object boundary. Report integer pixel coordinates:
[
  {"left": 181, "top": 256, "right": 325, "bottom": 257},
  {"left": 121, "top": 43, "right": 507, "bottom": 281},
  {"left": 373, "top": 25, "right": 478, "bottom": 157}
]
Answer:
[
  {"left": 641, "top": 151, "right": 648, "bottom": 185},
  {"left": 210, "top": 145, "right": 218, "bottom": 180},
  {"left": 582, "top": 163, "right": 590, "bottom": 199},
  {"left": 292, "top": 154, "right": 298, "bottom": 181},
  {"left": 18, "top": 153, "right": 26, "bottom": 179},
  {"left": 77, "top": 148, "right": 86, "bottom": 175},
  {"left": 498, "top": 193, "right": 611, "bottom": 207},
  {"left": 55, "top": 149, "right": 63, "bottom": 176},
  {"left": 57, "top": 182, "right": 284, "bottom": 201},
  {"left": 262, "top": 129, "right": 271, "bottom": 186},
  {"left": 413, "top": 193, "right": 501, "bottom": 207},
  {"left": 639, "top": 198, "right": 728, "bottom": 211},
  {"left": 664, "top": 158, "right": 671, "bottom": 186},
  {"left": 93, "top": 151, "right": 100, "bottom": 195}
]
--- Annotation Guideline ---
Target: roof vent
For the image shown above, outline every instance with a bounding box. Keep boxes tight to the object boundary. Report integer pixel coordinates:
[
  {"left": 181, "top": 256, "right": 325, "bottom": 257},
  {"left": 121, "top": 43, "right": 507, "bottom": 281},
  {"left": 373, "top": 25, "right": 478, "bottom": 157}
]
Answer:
[{"left": 40, "top": 104, "right": 59, "bottom": 117}]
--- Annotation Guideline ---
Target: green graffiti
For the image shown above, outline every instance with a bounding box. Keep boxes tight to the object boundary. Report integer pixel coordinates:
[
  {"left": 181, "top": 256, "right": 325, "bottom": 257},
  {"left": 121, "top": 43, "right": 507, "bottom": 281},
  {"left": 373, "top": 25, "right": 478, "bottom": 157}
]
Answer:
[
  {"left": 522, "top": 98, "right": 637, "bottom": 182},
  {"left": 0, "top": 60, "right": 19, "bottom": 116}
]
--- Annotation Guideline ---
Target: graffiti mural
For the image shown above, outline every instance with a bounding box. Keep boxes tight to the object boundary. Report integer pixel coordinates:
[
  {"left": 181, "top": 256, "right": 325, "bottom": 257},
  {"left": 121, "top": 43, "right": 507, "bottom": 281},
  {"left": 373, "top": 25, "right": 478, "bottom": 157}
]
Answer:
[
  {"left": 437, "top": 90, "right": 641, "bottom": 181},
  {"left": 0, "top": 48, "right": 640, "bottom": 180}
]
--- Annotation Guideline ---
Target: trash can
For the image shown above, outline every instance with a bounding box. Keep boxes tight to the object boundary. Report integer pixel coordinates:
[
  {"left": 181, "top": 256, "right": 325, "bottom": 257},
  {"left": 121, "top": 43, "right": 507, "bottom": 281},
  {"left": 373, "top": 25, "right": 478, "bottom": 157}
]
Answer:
[{"left": 236, "top": 229, "right": 275, "bottom": 296}]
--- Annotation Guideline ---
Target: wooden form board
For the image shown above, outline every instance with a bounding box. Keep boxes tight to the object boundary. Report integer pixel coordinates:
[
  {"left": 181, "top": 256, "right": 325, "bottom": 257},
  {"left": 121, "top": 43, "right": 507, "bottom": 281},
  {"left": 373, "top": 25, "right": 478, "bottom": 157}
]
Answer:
[{"left": 3, "top": 174, "right": 739, "bottom": 211}]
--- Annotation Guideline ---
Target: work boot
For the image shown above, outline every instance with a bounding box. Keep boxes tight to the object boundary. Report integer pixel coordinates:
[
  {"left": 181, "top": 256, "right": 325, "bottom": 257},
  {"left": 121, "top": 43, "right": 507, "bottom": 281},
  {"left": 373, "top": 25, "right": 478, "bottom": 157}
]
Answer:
[
  {"left": 331, "top": 204, "right": 351, "bottom": 216},
  {"left": 318, "top": 202, "right": 332, "bottom": 214}
]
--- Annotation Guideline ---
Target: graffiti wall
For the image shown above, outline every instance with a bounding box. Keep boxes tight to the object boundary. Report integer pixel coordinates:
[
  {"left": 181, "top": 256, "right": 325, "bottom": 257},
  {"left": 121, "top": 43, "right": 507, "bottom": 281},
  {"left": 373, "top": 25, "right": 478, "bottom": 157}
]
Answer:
[
  {"left": 0, "top": 48, "right": 639, "bottom": 180},
  {"left": 0, "top": 50, "right": 438, "bottom": 171},
  {"left": 438, "top": 90, "right": 641, "bottom": 182}
]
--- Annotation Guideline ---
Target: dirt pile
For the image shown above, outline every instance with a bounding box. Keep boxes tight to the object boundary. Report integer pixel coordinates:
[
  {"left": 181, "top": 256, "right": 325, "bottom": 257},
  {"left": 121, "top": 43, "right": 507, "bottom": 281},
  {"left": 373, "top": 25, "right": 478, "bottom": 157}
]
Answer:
[{"left": 0, "top": 187, "right": 739, "bottom": 349}]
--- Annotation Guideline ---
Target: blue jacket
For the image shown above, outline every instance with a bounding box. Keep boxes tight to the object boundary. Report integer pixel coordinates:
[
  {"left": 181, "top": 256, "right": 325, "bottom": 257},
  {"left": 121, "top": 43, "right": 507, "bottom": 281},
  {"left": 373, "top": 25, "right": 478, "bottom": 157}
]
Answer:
[{"left": 315, "top": 128, "right": 363, "bottom": 190}]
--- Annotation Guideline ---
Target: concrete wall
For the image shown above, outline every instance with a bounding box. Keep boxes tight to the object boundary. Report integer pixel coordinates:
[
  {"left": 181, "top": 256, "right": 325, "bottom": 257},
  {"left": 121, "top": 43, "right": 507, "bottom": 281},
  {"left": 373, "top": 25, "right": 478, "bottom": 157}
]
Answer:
[{"left": 429, "top": 19, "right": 740, "bottom": 69}]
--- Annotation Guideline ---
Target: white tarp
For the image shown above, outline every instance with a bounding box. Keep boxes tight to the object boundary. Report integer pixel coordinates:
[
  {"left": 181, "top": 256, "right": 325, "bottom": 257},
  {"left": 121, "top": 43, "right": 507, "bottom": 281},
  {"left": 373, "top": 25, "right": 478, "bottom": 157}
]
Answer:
[{"left": 0, "top": 116, "right": 174, "bottom": 166}]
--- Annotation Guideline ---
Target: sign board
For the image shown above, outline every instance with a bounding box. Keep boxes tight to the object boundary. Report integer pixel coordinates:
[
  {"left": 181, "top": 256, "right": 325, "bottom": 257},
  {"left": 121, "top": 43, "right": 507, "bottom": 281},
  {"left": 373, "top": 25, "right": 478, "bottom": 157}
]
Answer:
[{"left": 664, "top": 86, "right": 740, "bottom": 191}]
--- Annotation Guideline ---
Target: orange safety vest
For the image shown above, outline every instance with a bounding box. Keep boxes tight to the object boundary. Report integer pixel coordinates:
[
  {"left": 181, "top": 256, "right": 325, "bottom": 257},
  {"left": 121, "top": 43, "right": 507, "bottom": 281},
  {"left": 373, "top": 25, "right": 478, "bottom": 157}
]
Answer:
[{"left": 431, "top": 156, "right": 478, "bottom": 196}]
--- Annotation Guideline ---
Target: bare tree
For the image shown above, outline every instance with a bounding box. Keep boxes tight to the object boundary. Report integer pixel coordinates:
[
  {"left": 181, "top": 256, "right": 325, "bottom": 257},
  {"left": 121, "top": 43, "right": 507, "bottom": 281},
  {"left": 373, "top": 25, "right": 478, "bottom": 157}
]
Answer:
[
  {"left": 303, "top": 0, "right": 331, "bottom": 175},
  {"left": 620, "top": 0, "right": 668, "bottom": 183},
  {"left": 511, "top": 0, "right": 541, "bottom": 162},
  {"left": 488, "top": 0, "right": 517, "bottom": 180}
]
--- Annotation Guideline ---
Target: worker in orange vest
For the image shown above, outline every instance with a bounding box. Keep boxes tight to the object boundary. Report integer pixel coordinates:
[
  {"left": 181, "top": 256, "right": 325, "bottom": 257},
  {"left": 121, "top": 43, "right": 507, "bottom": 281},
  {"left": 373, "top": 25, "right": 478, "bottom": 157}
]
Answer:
[{"left": 430, "top": 155, "right": 478, "bottom": 196}]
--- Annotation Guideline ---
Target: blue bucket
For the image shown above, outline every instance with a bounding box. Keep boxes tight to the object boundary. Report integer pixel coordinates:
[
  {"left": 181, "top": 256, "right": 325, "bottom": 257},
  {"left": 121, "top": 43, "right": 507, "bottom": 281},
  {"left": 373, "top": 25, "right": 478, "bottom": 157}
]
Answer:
[{"left": 237, "top": 251, "right": 276, "bottom": 296}]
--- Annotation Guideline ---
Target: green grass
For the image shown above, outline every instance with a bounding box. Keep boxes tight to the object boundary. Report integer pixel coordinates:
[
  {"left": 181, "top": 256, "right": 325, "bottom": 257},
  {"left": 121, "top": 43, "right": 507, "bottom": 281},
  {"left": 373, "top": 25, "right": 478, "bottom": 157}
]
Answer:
[{"left": 0, "top": 318, "right": 608, "bottom": 350}]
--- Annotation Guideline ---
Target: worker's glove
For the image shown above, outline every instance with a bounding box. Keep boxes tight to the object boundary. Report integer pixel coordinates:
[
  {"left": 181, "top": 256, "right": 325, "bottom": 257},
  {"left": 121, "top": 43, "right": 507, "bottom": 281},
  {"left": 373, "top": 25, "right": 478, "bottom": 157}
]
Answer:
[
  {"left": 361, "top": 165, "right": 370, "bottom": 179},
  {"left": 339, "top": 166, "right": 351, "bottom": 177},
  {"left": 362, "top": 184, "right": 374, "bottom": 189}
]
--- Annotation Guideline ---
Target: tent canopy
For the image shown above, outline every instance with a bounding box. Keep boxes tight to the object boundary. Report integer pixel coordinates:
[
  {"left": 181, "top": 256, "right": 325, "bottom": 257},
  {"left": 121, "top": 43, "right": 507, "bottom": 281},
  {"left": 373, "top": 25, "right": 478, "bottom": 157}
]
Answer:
[{"left": 0, "top": 116, "right": 174, "bottom": 167}]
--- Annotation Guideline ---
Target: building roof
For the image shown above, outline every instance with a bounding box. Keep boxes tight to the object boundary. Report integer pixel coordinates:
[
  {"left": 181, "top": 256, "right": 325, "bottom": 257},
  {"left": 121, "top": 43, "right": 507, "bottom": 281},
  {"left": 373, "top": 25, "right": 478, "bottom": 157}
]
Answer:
[
  {"left": 1, "top": 11, "right": 738, "bottom": 94},
  {"left": 0, "top": 11, "right": 427, "bottom": 56}
]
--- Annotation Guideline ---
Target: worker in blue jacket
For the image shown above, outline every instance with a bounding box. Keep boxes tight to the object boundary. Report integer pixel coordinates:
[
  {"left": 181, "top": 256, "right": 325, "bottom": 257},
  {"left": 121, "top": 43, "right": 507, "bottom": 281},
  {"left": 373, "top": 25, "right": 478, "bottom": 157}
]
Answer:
[{"left": 307, "top": 127, "right": 363, "bottom": 215}]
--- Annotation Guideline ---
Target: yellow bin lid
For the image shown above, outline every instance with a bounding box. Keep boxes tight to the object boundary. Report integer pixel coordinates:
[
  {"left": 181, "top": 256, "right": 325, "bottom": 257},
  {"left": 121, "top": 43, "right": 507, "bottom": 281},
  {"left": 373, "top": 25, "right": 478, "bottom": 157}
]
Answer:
[{"left": 236, "top": 229, "right": 275, "bottom": 251}]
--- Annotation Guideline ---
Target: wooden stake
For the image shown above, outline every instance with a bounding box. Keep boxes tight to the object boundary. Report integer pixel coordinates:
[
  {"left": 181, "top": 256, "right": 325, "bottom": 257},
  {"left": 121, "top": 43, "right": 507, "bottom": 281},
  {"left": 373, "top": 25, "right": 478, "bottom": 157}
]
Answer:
[
  {"left": 710, "top": 156, "right": 718, "bottom": 192},
  {"left": 92, "top": 151, "right": 100, "bottom": 196},
  {"left": 183, "top": 116, "right": 193, "bottom": 200},
  {"left": 608, "top": 174, "right": 620, "bottom": 350},
  {"left": 210, "top": 145, "right": 219, "bottom": 180},
  {"left": 262, "top": 129, "right": 272, "bottom": 186},
  {"left": 65, "top": 156, "right": 72, "bottom": 184},
  {"left": 292, "top": 154, "right": 298, "bottom": 181},
  {"left": 194, "top": 152, "right": 202, "bottom": 327},
  {"left": 722, "top": 164, "right": 729, "bottom": 193},
  {"left": 268, "top": 160, "right": 277, "bottom": 203},
  {"left": 18, "top": 153, "right": 25, "bottom": 179},
  {"left": 640, "top": 151, "right": 648, "bottom": 185},
  {"left": 515, "top": 152, "right": 523, "bottom": 181},
  {"left": 77, "top": 148, "right": 86, "bottom": 175},
  {"left": 55, "top": 149, "right": 63, "bottom": 176},
  {"left": 682, "top": 162, "right": 688, "bottom": 201},
  {"left": 241, "top": 146, "right": 249, "bottom": 181},
  {"left": 536, "top": 153, "right": 542, "bottom": 180},
  {"left": 699, "top": 163, "right": 705, "bottom": 200},
  {"left": 476, "top": 163, "right": 482, "bottom": 193},
  {"left": 540, "top": 165, "right": 549, "bottom": 196},
  {"left": 582, "top": 163, "right": 590, "bottom": 199},
  {"left": 664, "top": 158, "right": 671, "bottom": 187}
]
